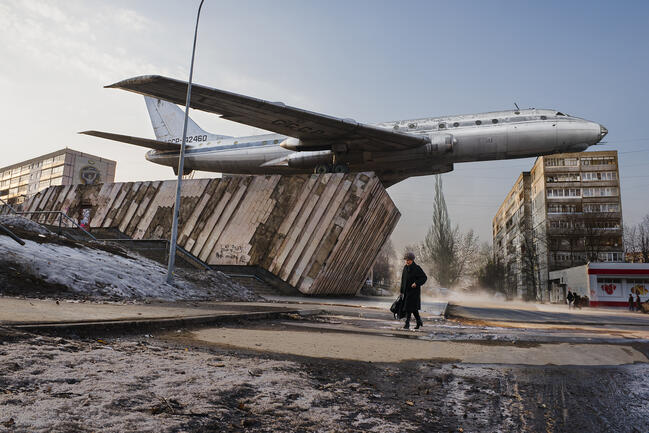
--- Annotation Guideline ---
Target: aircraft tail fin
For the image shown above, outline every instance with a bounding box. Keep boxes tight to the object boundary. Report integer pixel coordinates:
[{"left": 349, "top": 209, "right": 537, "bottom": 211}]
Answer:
[{"left": 144, "top": 96, "right": 231, "bottom": 142}]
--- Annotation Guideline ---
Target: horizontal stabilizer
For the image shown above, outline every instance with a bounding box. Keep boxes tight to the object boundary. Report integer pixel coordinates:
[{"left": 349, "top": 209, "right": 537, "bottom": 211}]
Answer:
[{"left": 79, "top": 130, "right": 180, "bottom": 151}]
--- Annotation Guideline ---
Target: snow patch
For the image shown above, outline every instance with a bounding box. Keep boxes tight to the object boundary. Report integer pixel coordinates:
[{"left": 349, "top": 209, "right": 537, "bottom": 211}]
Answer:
[{"left": 0, "top": 217, "right": 257, "bottom": 301}]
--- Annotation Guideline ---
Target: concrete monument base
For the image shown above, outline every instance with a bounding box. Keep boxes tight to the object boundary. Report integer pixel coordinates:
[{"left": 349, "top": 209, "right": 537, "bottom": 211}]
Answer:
[{"left": 22, "top": 173, "right": 400, "bottom": 296}]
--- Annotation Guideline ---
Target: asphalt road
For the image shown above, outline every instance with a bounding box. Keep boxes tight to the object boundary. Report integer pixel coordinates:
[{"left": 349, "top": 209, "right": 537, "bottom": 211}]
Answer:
[{"left": 447, "top": 302, "right": 649, "bottom": 326}]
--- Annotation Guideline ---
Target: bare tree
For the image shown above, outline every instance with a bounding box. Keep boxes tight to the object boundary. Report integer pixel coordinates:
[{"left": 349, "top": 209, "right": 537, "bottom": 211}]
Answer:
[
  {"left": 626, "top": 214, "right": 649, "bottom": 262},
  {"left": 473, "top": 242, "right": 506, "bottom": 295},
  {"left": 518, "top": 224, "right": 546, "bottom": 301},
  {"left": 420, "top": 175, "right": 479, "bottom": 288},
  {"left": 372, "top": 238, "right": 396, "bottom": 285}
]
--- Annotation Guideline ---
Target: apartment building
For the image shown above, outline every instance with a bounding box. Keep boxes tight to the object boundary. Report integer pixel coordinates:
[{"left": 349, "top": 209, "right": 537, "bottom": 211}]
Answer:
[
  {"left": 492, "top": 172, "right": 534, "bottom": 300},
  {"left": 0, "top": 148, "right": 116, "bottom": 205},
  {"left": 493, "top": 150, "right": 623, "bottom": 301}
]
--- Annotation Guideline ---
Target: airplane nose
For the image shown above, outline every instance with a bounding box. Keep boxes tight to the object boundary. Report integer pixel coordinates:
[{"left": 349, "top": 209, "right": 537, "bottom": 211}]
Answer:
[{"left": 599, "top": 124, "right": 608, "bottom": 140}]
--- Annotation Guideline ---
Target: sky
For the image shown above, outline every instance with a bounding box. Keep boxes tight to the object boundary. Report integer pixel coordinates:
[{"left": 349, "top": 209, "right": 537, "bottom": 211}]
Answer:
[{"left": 1, "top": 0, "right": 648, "bottom": 253}]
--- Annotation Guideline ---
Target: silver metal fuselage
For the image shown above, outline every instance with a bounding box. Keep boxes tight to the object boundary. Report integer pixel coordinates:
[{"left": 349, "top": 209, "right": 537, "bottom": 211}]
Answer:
[{"left": 145, "top": 108, "right": 607, "bottom": 177}]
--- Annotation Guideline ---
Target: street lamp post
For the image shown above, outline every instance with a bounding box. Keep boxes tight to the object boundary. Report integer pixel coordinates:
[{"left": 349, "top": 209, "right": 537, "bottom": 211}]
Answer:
[{"left": 167, "top": 0, "right": 206, "bottom": 283}]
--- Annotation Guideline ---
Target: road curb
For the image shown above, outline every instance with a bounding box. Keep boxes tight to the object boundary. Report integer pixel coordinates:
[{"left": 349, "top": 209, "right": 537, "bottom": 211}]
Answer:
[{"left": 8, "top": 308, "right": 325, "bottom": 337}]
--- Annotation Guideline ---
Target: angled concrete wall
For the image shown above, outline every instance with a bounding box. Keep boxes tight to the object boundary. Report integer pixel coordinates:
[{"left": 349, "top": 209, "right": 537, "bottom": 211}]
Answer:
[{"left": 22, "top": 173, "right": 400, "bottom": 296}]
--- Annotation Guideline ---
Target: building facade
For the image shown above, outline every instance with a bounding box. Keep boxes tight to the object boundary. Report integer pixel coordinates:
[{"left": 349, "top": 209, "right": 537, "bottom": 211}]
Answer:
[
  {"left": 0, "top": 148, "right": 116, "bottom": 205},
  {"left": 493, "top": 150, "right": 624, "bottom": 301},
  {"left": 493, "top": 172, "right": 535, "bottom": 300}
]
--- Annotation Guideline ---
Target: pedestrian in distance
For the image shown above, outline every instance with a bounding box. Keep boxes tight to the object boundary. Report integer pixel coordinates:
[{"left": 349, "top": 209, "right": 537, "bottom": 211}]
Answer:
[
  {"left": 400, "top": 251, "right": 427, "bottom": 330},
  {"left": 567, "top": 291, "right": 574, "bottom": 309},
  {"left": 629, "top": 293, "right": 635, "bottom": 312},
  {"left": 573, "top": 294, "right": 582, "bottom": 309},
  {"left": 636, "top": 294, "right": 642, "bottom": 313}
]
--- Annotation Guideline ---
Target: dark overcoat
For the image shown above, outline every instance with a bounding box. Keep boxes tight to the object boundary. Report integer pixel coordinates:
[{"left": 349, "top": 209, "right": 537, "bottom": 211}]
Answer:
[{"left": 400, "top": 262, "right": 427, "bottom": 312}]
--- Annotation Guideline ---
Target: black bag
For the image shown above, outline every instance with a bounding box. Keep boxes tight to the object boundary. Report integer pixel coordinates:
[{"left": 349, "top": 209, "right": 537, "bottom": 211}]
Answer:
[{"left": 390, "top": 295, "right": 406, "bottom": 319}]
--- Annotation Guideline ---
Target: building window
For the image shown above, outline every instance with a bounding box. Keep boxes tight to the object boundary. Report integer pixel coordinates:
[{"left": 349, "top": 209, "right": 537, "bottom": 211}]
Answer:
[
  {"left": 584, "top": 203, "right": 620, "bottom": 213},
  {"left": 581, "top": 156, "right": 615, "bottom": 166},
  {"left": 545, "top": 158, "right": 578, "bottom": 167},
  {"left": 582, "top": 171, "right": 617, "bottom": 181},
  {"left": 547, "top": 188, "right": 581, "bottom": 198},
  {"left": 598, "top": 252, "right": 623, "bottom": 262},
  {"left": 582, "top": 187, "right": 618, "bottom": 197}
]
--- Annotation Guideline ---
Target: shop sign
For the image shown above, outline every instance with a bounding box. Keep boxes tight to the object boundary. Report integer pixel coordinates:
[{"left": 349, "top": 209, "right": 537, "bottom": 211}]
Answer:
[
  {"left": 631, "top": 284, "right": 648, "bottom": 295},
  {"left": 601, "top": 283, "right": 616, "bottom": 295}
]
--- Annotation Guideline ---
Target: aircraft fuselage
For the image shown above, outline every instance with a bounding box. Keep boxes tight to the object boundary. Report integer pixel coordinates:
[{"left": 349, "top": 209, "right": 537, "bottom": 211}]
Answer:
[{"left": 145, "top": 108, "right": 607, "bottom": 179}]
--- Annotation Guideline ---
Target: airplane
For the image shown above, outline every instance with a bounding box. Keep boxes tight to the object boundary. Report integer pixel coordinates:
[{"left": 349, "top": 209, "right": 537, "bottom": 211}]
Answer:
[{"left": 81, "top": 75, "right": 608, "bottom": 188}]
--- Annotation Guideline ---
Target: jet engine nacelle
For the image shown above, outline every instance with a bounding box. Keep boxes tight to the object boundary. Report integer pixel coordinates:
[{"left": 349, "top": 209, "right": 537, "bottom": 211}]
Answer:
[
  {"left": 286, "top": 150, "right": 333, "bottom": 169},
  {"left": 425, "top": 133, "right": 455, "bottom": 155}
]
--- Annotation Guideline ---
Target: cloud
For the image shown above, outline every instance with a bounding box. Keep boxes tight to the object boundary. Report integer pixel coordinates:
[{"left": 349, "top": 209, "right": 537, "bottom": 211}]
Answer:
[{"left": 0, "top": 1, "right": 167, "bottom": 83}]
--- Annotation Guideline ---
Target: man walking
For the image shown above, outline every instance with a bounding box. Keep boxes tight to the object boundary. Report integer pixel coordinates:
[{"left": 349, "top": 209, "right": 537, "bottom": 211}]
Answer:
[
  {"left": 400, "top": 252, "right": 428, "bottom": 330},
  {"left": 567, "top": 290, "right": 574, "bottom": 309},
  {"left": 629, "top": 292, "right": 635, "bottom": 312}
]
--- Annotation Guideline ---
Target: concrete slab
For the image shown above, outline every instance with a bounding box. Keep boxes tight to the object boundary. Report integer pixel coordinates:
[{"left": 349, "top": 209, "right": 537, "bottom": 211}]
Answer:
[
  {"left": 191, "top": 327, "right": 647, "bottom": 365},
  {"left": 0, "top": 297, "right": 287, "bottom": 325}
]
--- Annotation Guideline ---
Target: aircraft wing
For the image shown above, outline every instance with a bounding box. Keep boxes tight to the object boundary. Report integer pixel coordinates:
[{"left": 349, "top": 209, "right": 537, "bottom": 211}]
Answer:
[
  {"left": 106, "top": 75, "right": 429, "bottom": 153},
  {"left": 79, "top": 130, "right": 180, "bottom": 151}
]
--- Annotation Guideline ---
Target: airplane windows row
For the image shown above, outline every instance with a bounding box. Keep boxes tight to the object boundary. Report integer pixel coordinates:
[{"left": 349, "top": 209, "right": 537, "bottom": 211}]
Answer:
[{"left": 424, "top": 113, "right": 559, "bottom": 130}]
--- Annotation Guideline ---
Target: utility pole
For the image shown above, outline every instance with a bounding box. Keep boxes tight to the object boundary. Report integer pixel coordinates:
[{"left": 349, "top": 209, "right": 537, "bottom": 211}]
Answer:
[{"left": 167, "top": 0, "right": 205, "bottom": 283}]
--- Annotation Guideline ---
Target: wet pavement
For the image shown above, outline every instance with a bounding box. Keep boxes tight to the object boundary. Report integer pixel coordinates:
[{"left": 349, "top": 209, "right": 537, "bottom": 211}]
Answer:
[{"left": 2, "top": 297, "right": 649, "bottom": 432}]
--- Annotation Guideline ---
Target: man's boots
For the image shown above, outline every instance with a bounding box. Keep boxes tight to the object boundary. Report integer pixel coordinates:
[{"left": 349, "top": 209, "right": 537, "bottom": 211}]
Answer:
[
  {"left": 403, "top": 321, "right": 410, "bottom": 329},
  {"left": 414, "top": 319, "right": 423, "bottom": 330}
]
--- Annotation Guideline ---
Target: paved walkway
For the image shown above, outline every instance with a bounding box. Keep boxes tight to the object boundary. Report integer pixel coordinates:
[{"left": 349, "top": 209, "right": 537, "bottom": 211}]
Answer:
[
  {"left": 0, "top": 296, "right": 447, "bottom": 328},
  {"left": 0, "top": 298, "right": 315, "bottom": 329},
  {"left": 264, "top": 295, "right": 448, "bottom": 316}
]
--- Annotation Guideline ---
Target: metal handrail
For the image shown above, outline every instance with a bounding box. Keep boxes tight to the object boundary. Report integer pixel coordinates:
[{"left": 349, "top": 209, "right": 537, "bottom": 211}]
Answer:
[
  {"left": 11, "top": 210, "right": 98, "bottom": 241},
  {"left": 0, "top": 197, "right": 19, "bottom": 215},
  {"left": 99, "top": 238, "right": 211, "bottom": 270},
  {"left": 0, "top": 223, "right": 25, "bottom": 245}
]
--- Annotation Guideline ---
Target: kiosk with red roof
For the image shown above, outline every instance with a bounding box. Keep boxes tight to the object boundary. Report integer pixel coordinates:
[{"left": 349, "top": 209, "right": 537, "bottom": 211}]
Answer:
[{"left": 549, "top": 263, "right": 649, "bottom": 307}]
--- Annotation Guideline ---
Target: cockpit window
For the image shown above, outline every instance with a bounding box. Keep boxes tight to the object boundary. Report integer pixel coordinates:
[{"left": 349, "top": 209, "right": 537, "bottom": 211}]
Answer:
[{"left": 556, "top": 112, "right": 565, "bottom": 116}]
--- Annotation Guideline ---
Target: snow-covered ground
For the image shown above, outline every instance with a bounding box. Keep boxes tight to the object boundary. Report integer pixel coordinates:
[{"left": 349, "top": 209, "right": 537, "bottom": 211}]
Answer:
[
  {"left": 0, "top": 216, "right": 257, "bottom": 302},
  {"left": 0, "top": 331, "right": 409, "bottom": 433}
]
